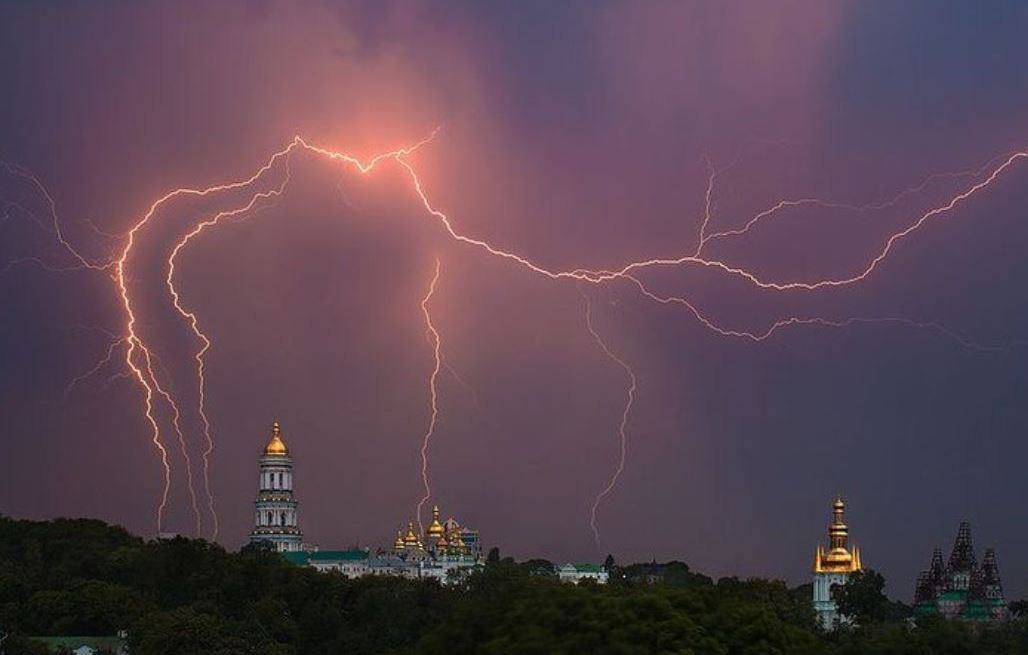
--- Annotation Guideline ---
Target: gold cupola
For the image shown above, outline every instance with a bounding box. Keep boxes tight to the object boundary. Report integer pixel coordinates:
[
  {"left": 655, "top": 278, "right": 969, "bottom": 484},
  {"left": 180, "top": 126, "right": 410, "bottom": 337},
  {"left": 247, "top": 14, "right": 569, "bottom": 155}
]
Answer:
[
  {"left": 394, "top": 529, "right": 405, "bottom": 553},
  {"left": 813, "top": 495, "right": 862, "bottom": 574},
  {"left": 426, "top": 505, "right": 445, "bottom": 539},
  {"left": 404, "top": 522, "right": 419, "bottom": 545},
  {"left": 263, "top": 421, "right": 289, "bottom": 456}
]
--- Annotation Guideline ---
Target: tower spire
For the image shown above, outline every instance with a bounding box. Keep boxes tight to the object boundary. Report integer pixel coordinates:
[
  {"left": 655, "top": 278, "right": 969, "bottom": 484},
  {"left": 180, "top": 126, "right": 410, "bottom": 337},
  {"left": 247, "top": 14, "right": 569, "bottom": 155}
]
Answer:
[
  {"left": 264, "top": 420, "right": 289, "bottom": 456},
  {"left": 948, "top": 521, "right": 976, "bottom": 572},
  {"left": 426, "top": 504, "right": 444, "bottom": 539},
  {"left": 828, "top": 496, "right": 849, "bottom": 552}
]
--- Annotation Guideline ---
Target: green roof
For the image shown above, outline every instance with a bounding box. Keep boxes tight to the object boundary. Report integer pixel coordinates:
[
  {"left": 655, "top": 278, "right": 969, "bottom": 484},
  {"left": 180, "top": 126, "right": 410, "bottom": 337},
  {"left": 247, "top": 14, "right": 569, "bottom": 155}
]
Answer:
[
  {"left": 963, "top": 601, "right": 990, "bottom": 620},
  {"left": 281, "top": 551, "right": 310, "bottom": 566},
  {"left": 574, "top": 563, "right": 604, "bottom": 573},
  {"left": 310, "top": 549, "right": 369, "bottom": 561}
]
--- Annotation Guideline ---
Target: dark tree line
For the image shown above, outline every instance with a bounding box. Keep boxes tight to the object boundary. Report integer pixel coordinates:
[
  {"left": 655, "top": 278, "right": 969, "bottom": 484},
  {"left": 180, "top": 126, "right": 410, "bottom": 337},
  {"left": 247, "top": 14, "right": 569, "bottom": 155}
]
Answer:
[{"left": 0, "top": 517, "right": 1025, "bottom": 654}]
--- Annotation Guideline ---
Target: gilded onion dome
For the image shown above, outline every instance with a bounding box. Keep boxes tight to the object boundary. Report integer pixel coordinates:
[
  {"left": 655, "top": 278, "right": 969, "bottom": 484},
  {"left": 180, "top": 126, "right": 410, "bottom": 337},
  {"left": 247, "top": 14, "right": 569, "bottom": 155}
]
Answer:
[
  {"left": 394, "top": 530, "right": 405, "bottom": 552},
  {"left": 264, "top": 421, "right": 289, "bottom": 456},
  {"left": 813, "top": 495, "right": 862, "bottom": 574},
  {"left": 426, "top": 505, "right": 445, "bottom": 539},
  {"left": 404, "top": 522, "right": 419, "bottom": 545},
  {"left": 448, "top": 528, "right": 465, "bottom": 553}
]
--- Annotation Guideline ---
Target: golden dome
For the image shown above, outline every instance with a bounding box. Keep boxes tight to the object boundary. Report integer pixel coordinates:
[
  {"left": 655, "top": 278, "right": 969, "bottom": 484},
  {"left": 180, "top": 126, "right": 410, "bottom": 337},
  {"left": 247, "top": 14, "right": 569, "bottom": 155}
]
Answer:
[
  {"left": 813, "top": 495, "right": 862, "bottom": 574},
  {"left": 426, "top": 505, "right": 445, "bottom": 538},
  {"left": 264, "top": 421, "right": 289, "bottom": 456},
  {"left": 394, "top": 530, "right": 405, "bottom": 552},
  {"left": 404, "top": 522, "right": 419, "bottom": 545},
  {"left": 824, "top": 547, "right": 853, "bottom": 564},
  {"left": 449, "top": 528, "right": 465, "bottom": 549}
]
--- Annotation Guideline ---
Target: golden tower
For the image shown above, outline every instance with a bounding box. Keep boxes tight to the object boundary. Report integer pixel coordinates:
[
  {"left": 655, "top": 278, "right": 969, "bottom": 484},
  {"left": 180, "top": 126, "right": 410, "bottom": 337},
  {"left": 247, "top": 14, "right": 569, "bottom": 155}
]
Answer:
[
  {"left": 813, "top": 496, "right": 863, "bottom": 574},
  {"left": 426, "top": 505, "right": 445, "bottom": 539},
  {"left": 812, "top": 495, "right": 864, "bottom": 629}
]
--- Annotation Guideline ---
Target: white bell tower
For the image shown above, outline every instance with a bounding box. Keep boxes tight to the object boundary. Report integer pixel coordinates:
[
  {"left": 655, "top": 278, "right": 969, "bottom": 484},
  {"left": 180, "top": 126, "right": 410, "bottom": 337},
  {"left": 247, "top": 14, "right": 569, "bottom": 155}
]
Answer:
[{"left": 249, "top": 421, "right": 303, "bottom": 552}]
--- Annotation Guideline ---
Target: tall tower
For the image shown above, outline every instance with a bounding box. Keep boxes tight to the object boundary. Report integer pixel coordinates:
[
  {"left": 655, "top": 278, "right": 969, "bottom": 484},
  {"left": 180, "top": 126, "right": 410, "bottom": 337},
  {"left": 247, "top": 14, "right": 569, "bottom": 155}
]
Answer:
[
  {"left": 249, "top": 421, "right": 303, "bottom": 552},
  {"left": 812, "top": 496, "right": 863, "bottom": 629}
]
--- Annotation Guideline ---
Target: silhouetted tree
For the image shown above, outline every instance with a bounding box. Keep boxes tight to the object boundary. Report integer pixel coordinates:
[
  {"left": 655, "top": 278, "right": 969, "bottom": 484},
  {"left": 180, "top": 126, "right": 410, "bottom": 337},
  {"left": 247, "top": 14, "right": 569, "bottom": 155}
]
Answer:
[
  {"left": 485, "top": 546, "right": 500, "bottom": 565},
  {"left": 3, "top": 517, "right": 1025, "bottom": 655},
  {"left": 832, "top": 569, "right": 909, "bottom": 625}
]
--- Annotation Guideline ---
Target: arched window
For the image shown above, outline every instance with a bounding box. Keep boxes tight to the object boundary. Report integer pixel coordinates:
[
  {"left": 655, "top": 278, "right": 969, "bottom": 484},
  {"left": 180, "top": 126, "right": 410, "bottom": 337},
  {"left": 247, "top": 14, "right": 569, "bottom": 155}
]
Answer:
[{"left": 266, "top": 511, "right": 272, "bottom": 525}]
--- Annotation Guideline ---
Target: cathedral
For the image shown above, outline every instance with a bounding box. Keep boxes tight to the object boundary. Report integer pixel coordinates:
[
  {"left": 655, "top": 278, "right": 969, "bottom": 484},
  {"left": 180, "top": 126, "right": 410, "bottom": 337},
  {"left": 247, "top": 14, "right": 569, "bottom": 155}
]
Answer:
[
  {"left": 811, "top": 496, "right": 863, "bottom": 629},
  {"left": 248, "top": 421, "right": 482, "bottom": 581},
  {"left": 913, "top": 521, "right": 1008, "bottom": 623},
  {"left": 392, "top": 505, "right": 481, "bottom": 562}
]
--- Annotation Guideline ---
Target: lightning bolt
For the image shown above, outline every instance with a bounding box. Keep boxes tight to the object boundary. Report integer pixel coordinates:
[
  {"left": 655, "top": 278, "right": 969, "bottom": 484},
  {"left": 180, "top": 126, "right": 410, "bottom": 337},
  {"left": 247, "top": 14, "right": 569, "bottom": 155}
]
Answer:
[
  {"left": 620, "top": 274, "right": 1006, "bottom": 352},
  {"left": 63, "top": 336, "right": 128, "bottom": 400},
  {"left": 698, "top": 155, "right": 1003, "bottom": 252},
  {"left": 580, "top": 288, "right": 638, "bottom": 549},
  {"left": 6, "top": 127, "right": 1026, "bottom": 545},
  {"left": 2, "top": 163, "right": 116, "bottom": 271},
  {"left": 692, "top": 156, "right": 718, "bottom": 256},
  {"left": 608, "top": 151, "right": 1028, "bottom": 291},
  {"left": 415, "top": 257, "right": 443, "bottom": 536}
]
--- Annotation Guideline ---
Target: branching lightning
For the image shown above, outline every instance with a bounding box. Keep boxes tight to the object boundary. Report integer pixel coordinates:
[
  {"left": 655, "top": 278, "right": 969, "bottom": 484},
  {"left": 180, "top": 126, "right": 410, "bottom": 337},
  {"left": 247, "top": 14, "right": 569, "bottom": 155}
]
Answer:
[
  {"left": 63, "top": 336, "right": 129, "bottom": 400},
  {"left": 415, "top": 258, "right": 443, "bottom": 535},
  {"left": 4, "top": 127, "right": 1026, "bottom": 545},
  {"left": 580, "top": 288, "right": 638, "bottom": 550}
]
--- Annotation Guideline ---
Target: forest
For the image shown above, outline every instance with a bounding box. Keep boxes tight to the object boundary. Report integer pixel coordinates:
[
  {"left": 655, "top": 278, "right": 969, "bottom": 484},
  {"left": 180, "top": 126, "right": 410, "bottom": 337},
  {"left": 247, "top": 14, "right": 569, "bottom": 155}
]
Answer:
[{"left": 0, "top": 517, "right": 1025, "bottom": 654}]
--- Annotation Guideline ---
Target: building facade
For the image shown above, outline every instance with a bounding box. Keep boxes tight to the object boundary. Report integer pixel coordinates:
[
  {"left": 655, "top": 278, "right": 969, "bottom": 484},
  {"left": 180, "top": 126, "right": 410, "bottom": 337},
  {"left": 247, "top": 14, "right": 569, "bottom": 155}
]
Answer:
[
  {"left": 913, "top": 521, "right": 1008, "bottom": 623},
  {"left": 558, "top": 563, "right": 609, "bottom": 584},
  {"left": 251, "top": 429, "right": 485, "bottom": 583},
  {"left": 249, "top": 421, "right": 303, "bottom": 552},
  {"left": 811, "top": 496, "right": 863, "bottom": 629}
]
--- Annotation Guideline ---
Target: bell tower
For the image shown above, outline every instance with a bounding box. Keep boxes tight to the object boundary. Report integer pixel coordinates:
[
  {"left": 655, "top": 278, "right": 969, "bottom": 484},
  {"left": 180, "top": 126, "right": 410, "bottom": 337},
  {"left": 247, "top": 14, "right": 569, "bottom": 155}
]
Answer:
[
  {"left": 812, "top": 496, "right": 863, "bottom": 628},
  {"left": 249, "top": 421, "right": 303, "bottom": 552}
]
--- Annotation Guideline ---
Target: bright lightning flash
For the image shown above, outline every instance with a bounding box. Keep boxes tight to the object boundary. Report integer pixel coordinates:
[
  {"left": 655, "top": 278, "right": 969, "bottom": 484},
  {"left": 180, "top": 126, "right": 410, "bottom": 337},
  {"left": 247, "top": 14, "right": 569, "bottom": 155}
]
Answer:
[{"left": 3, "top": 128, "right": 1026, "bottom": 547}]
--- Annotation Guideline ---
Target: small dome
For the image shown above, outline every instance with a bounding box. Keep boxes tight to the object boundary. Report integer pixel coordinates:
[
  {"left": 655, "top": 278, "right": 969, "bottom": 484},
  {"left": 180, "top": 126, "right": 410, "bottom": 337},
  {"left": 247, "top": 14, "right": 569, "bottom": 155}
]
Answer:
[
  {"left": 264, "top": 421, "right": 289, "bottom": 456},
  {"left": 404, "top": 522, "right": 419, "bottom": 545},
  {"left": 426, "top": 505, "right": 445, "bottom": 538}
]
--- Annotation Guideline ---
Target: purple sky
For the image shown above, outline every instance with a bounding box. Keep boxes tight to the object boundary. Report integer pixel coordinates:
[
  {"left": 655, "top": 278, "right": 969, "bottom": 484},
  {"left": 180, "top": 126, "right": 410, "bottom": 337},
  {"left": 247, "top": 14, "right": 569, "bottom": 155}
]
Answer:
[{"left": 2, "top": 1, "right": 1028, "bottom": 600}]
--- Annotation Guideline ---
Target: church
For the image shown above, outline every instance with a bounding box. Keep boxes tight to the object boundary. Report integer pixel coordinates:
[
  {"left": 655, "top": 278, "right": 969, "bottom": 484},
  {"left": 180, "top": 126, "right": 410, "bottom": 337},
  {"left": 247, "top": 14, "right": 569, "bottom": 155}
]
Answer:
[
  {"left": 248, "top": 421, "right": 482, "bottom": 582},
  {"left": 811, "top": 496, "right": 864, "bottom": 629},
  {"left": 913, "top": 521, "right": 1009, "bottom": 623}
]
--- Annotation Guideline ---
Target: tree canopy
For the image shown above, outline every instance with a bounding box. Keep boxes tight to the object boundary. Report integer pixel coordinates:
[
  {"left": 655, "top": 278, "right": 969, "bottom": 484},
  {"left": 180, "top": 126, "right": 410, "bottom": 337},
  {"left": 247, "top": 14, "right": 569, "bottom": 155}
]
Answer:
[{"left": 0, "top": 517, "right": 1024, "bottom": 655}]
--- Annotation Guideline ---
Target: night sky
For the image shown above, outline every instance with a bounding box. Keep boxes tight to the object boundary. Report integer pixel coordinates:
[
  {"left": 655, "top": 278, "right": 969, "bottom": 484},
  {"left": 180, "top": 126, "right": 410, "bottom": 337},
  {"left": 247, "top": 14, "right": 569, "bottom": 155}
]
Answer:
[{"left": 2, "top": 1, "right": 1027, "bottom": 600}]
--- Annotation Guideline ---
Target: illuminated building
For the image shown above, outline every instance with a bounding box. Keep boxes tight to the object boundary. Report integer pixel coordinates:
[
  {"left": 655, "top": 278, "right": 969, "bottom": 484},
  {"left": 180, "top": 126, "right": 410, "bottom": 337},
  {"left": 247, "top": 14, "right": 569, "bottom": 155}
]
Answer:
[
  {"left": 254, "top": 429, "right": 482, "bottom": 581},
  {"left": 379, "top": 506, "right": 481, "bottom": 583},
  {"left": 913, "top": 522, "right": 1008, "bottom": 623},
  {"left": 248, "top": 421, "right": 303, "bottom": 552},
  {"left": 558, "top": 563, "right": 609, "bottom": 584},
  {"left": 811, "top": 496, "right": 863, "bottom": 628}
]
